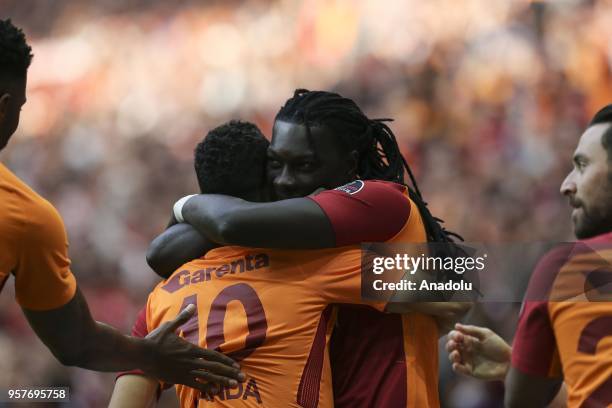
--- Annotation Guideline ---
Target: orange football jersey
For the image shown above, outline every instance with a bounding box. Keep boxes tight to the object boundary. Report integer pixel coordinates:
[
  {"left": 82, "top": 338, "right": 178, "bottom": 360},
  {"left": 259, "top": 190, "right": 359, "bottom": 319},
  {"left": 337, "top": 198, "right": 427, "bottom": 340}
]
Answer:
[
  {"left": 513, "top": 232, "right": 612, "bottom": 407},
  {"left": 145, "top": 246, "right": 385, "bottom": 408},
  {"left": 319, "top": 181, "right": 440, "bottom": 408},
  {"left": 0, "top": 163, "right": 76, "bottom": 310},
  {"left": 127, "top": 180, "right": 441, "bottom": 407}
]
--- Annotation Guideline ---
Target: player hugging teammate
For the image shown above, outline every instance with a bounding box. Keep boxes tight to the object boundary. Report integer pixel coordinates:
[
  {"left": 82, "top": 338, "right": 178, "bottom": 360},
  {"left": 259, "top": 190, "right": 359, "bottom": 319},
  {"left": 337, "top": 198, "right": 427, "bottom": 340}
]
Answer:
[{"left": 111, "top": 91, "right": 471, "bottom": 408}]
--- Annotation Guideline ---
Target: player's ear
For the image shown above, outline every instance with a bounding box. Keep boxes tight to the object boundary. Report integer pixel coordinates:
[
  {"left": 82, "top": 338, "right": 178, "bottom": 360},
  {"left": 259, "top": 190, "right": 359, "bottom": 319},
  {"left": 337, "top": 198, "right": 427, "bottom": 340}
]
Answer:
[
  {"left": 346, "top": 149, "right": 358, "bottom": 178},
  {"left": 0, "top": 93, "right": 11, "bottom": 121}
]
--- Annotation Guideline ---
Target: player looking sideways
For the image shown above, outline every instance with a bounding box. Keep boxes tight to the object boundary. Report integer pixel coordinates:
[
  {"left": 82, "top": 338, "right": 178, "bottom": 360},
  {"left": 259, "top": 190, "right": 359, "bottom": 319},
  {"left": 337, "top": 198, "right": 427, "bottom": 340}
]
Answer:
[
  {"left": 150, "top": 90, "right": 470, "bottom": 407},
  {"left": 445, "top": 105, "right": 612, "bottom": 407},
  {"left": 0, "top": 18, "right": 243, "bottom": 391}
]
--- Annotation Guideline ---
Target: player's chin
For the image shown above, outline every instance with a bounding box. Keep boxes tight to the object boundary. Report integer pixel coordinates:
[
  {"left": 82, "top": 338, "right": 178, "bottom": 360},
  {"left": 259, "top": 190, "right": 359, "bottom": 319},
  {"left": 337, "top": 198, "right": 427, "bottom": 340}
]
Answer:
[
  {"left": 573, "top": 219, "right": 587, "bottom": 239},
  {"left": 574, "top": 217, "right": 598, "bottom": 239}
]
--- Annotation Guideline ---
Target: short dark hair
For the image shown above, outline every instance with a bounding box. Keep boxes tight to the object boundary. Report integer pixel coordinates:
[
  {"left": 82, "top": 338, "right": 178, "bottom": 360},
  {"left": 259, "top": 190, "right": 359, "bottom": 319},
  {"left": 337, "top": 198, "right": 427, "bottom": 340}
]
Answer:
[
  {"left": 194, "top": 120, "right": 269, "bottom": 197},
  {"left": 589, "top": 104, "right": 612, "bottom": 162},
  {"left": 0, "top": 19, "right": 33, "bottom": 83}
]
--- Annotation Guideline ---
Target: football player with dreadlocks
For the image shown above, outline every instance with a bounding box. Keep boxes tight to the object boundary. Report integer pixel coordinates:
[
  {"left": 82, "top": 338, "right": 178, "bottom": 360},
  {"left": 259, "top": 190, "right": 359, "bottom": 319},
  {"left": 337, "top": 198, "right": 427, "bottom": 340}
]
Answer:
[
  {"left": 149, "top": 89, "right": 468, "bottom": 407},
  {"left": 112, "top": 120, "right": 466, "bottom": 408}
]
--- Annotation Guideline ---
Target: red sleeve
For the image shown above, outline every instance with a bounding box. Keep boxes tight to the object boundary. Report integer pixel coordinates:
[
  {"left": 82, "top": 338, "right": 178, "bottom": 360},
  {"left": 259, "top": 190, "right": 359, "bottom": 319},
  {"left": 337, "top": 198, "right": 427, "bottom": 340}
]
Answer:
[
  {"left": 523, "top": 244, "right": 573, "bottom": 302},
  {"left": 511, "top": 247, "right": 566, "bottom": 377},
  {"left": 511, "top": 301, "right": 560, "bottom": 377},
  {"left": 307, "top": 180, "right": 411, "bottom": 246},
  {"left": 131, "top": 306, "right": 149, "bottom": 338},
  {"left": 116, "top": 307, "right": 149, "bottom": 379}
]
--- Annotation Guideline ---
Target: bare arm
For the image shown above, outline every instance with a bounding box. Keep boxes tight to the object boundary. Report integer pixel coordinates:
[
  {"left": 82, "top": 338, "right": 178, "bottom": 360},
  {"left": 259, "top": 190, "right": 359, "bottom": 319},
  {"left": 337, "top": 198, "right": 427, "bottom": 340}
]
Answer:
[
  {"left": 109, "top": 375, "right": 159, "bottom": 408},
  {"left": 146, "top": 223, "right": 218, "bottom": 279},
  {"left": 445, "top": 323, "right": 564, "bottom": 406},
  {"left": 24, "top": 288, "right": 153, "bottom": 371},
  {"left": 23, "top": 289, "right": 244, "bottom": 392},
  {"left": 181, "top": 195, "right": 335, "bottom": 248},
  {"left": 445, "top": 323, "right": 512, "bottom": 381},
  {"left": 146, "top": 195, "right": 334, "bottom": 278}
]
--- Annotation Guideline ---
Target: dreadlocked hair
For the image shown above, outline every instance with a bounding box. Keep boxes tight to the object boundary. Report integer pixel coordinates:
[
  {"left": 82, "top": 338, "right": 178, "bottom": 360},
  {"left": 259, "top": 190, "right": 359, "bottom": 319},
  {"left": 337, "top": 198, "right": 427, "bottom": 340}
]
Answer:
[{"left": 276, "top": 89, "right": 463, "bottom": 247}]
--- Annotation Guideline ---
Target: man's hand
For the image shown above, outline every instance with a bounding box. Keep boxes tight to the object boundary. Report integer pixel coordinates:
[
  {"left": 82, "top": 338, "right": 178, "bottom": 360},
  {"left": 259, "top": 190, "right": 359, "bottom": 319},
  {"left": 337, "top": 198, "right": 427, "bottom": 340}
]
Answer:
[
  {"left": 445, "top": 323, "right": 511, "bottom": 381},
  {"left": 24, "top": 288, "right": 244, "bottom": 396},
  {"left": 141, "top": 305, "right": 245, "bottom": 394}
]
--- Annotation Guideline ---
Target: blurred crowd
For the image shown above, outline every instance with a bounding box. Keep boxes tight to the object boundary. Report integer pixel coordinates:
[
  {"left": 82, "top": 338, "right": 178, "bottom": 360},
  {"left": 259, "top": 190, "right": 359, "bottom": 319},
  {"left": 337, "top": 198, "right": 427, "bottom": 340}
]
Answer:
[{"left": 1, "top": 0, "right": 611, "bottom": 406}]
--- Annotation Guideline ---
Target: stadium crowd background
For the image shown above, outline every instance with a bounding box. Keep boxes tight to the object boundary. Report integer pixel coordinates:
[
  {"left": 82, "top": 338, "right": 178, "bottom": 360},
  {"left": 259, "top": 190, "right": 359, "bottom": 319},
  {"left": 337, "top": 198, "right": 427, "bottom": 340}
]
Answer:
[{"left": 0, "top": 0, "right": 611, "bottom": 406}]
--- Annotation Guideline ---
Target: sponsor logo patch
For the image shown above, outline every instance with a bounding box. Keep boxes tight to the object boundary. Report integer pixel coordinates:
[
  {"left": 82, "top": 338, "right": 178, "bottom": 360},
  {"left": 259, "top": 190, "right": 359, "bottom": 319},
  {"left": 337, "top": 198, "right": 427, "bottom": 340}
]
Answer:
[
  {"left": 335, "top": 180, "right": 364, "bottom": 195},
  {"left": 161, "top": 253, "right": 270, "bottom": 293}
]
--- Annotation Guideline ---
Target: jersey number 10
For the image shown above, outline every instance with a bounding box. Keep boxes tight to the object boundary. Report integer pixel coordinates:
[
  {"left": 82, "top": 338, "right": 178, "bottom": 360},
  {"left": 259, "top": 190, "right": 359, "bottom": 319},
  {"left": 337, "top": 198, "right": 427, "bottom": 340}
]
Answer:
[{"left": 177, "top": 283, "right": 268, "bottom": 361}]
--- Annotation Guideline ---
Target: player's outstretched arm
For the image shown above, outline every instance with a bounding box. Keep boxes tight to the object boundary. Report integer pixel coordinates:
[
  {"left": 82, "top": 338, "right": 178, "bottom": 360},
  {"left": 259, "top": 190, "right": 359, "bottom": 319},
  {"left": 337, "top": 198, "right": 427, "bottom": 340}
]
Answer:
[
  {"left": 445, "top": 323, "right": 511, "bottom": 381},
  {"left": 146, "top": 223, "right": 217, "bottom": 278},
  {"left": 446, "top": 324, "right": 563, "bottom": 406},
  {"left": 22, "top": 289, "right": 245, "bottom": 393},
  {"left": 179, "top": 195, "right": 335, "bottom": 248},
  {"left": 109, "top": 375, "right": 159, "bottom": 408}
]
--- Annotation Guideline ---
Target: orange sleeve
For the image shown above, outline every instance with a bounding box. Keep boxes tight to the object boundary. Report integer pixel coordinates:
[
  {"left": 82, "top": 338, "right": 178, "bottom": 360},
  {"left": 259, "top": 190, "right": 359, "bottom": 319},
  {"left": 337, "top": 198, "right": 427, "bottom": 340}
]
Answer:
[
  {"left": 314, "top": 248, "right": 386, "bottom": 311},
  {"left": 13, "top": 199, "right": 77, "bottom": 310}
]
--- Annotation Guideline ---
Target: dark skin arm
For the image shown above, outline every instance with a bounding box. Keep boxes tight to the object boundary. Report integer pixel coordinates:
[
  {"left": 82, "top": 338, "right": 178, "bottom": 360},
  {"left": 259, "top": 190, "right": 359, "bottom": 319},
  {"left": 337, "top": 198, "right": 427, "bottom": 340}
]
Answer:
[
  {"left": 23, "top": 288, "right": 245, "bottom": 393},
  {"left": 149, "top": 229, "right": 472, "bottom": 330},
  {"left": 505, "top": 366, "right": 563, "bottom": 408},
  {"left": 146, "top": 195, "right": 334, "bottom": 278},
  {"left": 181, "top": 195, "right": 335, "bottom": 249},
  {"left": 147, "top": 223, "right": 218, "bottom": 279},
  {"left": 149, "top": 195, "right": 472, "bottom": 334}
]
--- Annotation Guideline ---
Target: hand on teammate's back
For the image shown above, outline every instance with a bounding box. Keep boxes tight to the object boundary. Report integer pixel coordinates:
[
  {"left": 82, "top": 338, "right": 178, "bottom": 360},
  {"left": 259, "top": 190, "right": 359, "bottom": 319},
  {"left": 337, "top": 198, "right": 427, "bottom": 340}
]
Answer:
[
  {"left": 141, "top": 304, "right": 246, "bottom": 394},
  {"left": 445, "top": 323, "right": 511, "bottom": 381}
]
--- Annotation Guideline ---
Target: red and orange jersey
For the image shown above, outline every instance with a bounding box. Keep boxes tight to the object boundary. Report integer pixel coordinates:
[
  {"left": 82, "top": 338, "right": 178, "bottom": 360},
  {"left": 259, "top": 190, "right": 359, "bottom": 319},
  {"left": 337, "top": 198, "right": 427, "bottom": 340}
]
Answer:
[
  {"left": 311, "top": 180, "right": 440, "bottom": 407},
  {"left": 127, "top": 179, "right": 440, "bottom": 407},
  {"left": 0, "top": 163, "right": 76, "bottom": 310},
  {"left": 145, "top": 245, "right": 385, "bottom": 408},
  {"left": 512, "top": 232, "right": 612, "bottom": 407}
]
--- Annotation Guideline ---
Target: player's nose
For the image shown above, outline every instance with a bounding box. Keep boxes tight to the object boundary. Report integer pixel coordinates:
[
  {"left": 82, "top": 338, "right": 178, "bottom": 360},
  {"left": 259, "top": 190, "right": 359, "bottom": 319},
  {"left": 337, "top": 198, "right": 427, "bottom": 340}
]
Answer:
[
  {"left": 560, "top": 172, "right": 577, "bottom": 197},
  {"left": 273, "top": 167, "right": 298, "bottom": 198}
]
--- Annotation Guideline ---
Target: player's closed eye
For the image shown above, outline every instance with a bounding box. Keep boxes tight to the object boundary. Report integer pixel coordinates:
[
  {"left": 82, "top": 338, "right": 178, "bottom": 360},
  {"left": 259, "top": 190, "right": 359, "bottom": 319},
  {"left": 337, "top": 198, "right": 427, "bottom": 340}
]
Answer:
[
  {"left": 297, "top": 161, "right": 316, "bottom": 171},
  {"left": 267, "top": 159, "right": 282, "bottom": 169}
]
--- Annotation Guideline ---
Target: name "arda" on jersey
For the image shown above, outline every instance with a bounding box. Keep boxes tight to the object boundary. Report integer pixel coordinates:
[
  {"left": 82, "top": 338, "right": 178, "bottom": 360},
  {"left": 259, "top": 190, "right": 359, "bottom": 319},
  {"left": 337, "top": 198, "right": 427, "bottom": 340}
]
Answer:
[
  {"left": 201, "top": 378, "right": 263, "bottom": 404},
  {"left": 162, "top": 254, "right": 270, "bottom": 294}
]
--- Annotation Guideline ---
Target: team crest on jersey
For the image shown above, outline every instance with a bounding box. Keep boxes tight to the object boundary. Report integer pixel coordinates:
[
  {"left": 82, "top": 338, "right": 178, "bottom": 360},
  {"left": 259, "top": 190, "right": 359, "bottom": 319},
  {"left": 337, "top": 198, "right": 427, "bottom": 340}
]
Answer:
[{"left": 335, "top": 180, "right": 364, "bottom": 195}]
